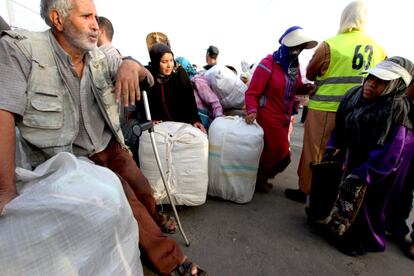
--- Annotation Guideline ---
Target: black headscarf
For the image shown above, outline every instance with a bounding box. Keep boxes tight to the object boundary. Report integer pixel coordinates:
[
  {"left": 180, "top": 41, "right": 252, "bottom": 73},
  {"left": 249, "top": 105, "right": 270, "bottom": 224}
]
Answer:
[
  {"left": 147, "top": 43, "right": 174, "bottom": 84},
  {"left": 143, "top": 43, "right": 200, "bottom": 124},
  {"left": 336, "top": 57, "right": 414, "bottom": 150}
]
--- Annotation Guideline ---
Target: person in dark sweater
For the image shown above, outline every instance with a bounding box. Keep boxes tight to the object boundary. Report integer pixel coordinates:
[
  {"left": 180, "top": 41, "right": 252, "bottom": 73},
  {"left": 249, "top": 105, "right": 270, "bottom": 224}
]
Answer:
[{"left": 142, "top": 43, "right": 206, "bottom": 133}]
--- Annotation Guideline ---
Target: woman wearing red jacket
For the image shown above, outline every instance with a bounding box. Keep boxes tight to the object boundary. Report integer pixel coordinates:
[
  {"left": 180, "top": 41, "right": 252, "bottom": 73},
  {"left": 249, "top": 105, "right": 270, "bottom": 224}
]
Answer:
[{"left": 245, "top": 26, "right": 317, "bottom": 192}]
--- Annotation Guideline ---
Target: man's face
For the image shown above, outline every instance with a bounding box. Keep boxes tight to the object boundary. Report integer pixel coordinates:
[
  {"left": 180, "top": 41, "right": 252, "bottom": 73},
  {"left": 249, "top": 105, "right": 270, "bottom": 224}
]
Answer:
[
  {"left": 362, "top": 74, "right": 389, "bottom": 100},
  {"left": 206, "top": 53, "right": 217, "bottom": 65},
  {"left": 62, "top": 0, "right": 99, "bottom": 52}
]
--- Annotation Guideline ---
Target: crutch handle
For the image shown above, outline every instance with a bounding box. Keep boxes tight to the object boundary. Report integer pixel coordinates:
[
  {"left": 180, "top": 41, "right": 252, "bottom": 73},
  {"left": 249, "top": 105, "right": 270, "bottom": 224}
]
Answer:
[
  {"left": 132, "top": 120, "right": 153, "bottom": 137},
  {"left": 142, "top": 89, "right": 191, "bottom": 246}
]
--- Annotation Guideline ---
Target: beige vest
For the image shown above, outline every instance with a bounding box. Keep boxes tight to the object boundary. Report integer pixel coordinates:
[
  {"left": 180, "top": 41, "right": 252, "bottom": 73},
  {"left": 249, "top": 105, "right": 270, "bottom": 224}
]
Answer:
[{"left": 5, "top": 30, "right": 126, "bottom": 167}]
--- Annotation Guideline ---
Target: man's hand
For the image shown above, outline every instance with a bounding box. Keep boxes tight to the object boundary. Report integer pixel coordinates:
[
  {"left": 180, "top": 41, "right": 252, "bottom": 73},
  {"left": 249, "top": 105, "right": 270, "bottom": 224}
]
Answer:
[
  {"left": 245, "top": 112, "right": 257, "bottom": 124},
  {"left": 303, "top": 83, "right": 317, "bottom": 96},
  {"left": 322, "top": 147, "right": 341, "bottom": 162},
  {"left": 114, "top": 59, "right": 143, "bottom": 106},
  {"left": 0, "top": 191, "right": 17, "bottom": 215}
]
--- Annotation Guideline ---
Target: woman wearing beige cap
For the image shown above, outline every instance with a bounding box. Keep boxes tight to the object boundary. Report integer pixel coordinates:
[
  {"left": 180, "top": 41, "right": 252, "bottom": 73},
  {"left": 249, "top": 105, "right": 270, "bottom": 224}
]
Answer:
[{"left": 323, "top": 57, "right": 414, "bottom": 257}]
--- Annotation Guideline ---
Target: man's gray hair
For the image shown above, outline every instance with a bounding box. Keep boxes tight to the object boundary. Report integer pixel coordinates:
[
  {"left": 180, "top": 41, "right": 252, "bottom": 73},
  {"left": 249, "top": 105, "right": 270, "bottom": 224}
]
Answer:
[{"left": 40, "top": 0, "right": 74, "bottom": 27}]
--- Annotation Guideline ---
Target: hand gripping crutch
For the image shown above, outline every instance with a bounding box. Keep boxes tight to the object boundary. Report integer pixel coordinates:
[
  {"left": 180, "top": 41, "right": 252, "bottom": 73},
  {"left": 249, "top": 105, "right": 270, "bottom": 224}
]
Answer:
[{"left": 141, "top": 90, "right": 190, "bottom": 246}]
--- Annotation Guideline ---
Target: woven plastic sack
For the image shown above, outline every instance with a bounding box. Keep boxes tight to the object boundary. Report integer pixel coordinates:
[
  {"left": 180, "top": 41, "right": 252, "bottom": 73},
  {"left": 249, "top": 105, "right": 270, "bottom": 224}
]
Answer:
[
  {"left": 204, "top": 65, "right": 247, "bottom": 109},
  {"left": 139, "top": 122, "right": 208, "bottom": 206},
  {"left": 0, "top": 152, "right": 142, "bottom": 276},
  {"left": 208, "top": 116, "right": 264, "bottom": 203}
]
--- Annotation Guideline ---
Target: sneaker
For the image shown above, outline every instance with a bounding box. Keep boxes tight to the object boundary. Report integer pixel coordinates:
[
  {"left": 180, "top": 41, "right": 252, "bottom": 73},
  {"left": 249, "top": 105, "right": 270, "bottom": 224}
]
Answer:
[{"left": 285, "top": 188, "right": 307, "bottom": 203}]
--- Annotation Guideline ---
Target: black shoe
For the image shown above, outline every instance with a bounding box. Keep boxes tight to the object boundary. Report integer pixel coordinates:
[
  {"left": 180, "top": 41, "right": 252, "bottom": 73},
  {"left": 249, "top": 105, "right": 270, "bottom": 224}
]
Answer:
[
  {"left": 401, "top": 242, "right": 414, "bottom": 260},
  {"left": 255, "top": 176, "right": 273, "bottom": 193},
  {"left": 285, "top": 188, "right": 307, "bottom": 203},
  {"left": 255, "top": 181, "right": 273, "bottom": 193},
  {"left": 405, "top": 244, "right": 414, "bottom": 260},
  {"left": 336, "top": 243, "right": 367, "bottom": 257}
]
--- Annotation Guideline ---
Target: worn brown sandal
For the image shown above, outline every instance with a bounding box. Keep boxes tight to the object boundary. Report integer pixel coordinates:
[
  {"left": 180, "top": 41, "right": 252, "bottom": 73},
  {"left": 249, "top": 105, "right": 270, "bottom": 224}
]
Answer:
[
  {"left": 159, "top": 212, "right": 177, "bottom": 234},
  {"left": 169, "top": 260, "right": 207, "bottom": 276}
]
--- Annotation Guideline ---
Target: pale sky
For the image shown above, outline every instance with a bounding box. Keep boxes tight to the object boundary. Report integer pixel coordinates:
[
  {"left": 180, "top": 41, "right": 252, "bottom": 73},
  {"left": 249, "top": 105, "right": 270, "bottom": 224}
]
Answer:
[{"left": 1, "top": 0, "right": 412, "bottom": 75}]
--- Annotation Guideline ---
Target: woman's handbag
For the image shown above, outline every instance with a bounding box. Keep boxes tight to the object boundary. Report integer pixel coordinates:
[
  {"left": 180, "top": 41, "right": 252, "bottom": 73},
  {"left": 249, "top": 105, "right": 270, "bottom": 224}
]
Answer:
[
  {"left": 328, "top": 175, "right": 367, "bottom": 236},
  {"left": 306, "top": 161, "right": 343, "bottom": 223}
]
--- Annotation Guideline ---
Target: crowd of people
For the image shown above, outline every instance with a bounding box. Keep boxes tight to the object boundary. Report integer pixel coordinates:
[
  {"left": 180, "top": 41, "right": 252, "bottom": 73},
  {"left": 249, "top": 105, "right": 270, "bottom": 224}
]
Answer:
[{"left": 0, "top": 0, "right": 413, "bottom": 275}]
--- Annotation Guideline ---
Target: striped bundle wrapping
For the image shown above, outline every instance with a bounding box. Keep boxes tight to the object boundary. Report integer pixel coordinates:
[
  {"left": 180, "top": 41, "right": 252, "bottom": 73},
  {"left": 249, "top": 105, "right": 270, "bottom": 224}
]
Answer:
[{"left": 208, "top": 116, "right": 264, "bottom": 203}]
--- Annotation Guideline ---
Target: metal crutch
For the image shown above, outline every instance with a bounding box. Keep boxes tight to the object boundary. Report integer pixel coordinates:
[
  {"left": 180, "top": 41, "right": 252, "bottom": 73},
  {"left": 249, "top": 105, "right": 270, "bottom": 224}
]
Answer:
[{"left": 141, "top": 89, "right": 190, "bottom": 246}]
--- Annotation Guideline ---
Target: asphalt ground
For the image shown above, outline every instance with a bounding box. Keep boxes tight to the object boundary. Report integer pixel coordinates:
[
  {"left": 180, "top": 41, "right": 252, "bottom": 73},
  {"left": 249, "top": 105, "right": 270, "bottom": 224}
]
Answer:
[{"left": 144, "top": 109, "right": 414, "bottom": 275}]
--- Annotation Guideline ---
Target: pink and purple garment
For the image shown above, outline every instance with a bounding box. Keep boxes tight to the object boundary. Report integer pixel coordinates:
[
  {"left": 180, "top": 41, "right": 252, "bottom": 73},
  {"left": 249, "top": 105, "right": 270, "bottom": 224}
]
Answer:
[{"left": 192, "top": 75, "right": 223, "bottom": 119}]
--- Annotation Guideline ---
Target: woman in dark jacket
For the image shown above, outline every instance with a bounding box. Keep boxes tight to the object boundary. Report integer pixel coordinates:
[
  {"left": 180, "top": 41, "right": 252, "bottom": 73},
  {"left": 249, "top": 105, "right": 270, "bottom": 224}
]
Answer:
[{"left": 143, "top": 43, "right": 205, "bottom": 133}]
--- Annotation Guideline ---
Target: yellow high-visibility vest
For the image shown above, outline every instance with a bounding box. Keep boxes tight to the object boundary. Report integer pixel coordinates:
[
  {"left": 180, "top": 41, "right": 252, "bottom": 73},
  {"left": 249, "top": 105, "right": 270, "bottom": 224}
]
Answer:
[{"left": 308, "top": 31, "right": 386, "bottom": 112}]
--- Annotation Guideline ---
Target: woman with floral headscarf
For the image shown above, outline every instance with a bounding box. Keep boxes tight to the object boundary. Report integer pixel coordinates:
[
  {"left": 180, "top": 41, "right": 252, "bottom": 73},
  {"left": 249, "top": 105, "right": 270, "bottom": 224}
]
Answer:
[
  {"left": 142, "top": 43, "right": 206, "bottom": 133},
  {"left": 324, "top": 57, "right": 414, "bottom": 256},
  {"left": 244, "top": 26, "right": 317, "bottom": 192}
]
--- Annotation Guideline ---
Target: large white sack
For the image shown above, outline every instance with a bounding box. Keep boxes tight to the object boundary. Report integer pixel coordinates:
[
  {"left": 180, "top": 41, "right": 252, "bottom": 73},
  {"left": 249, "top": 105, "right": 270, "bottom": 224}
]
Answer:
[
  {"left": 15, "top": 127, "right": 31, "bottom": 170},
  {"left": 139, "top": 122, "right": 209, "bottom": 206},
  {"left": 208, "top": 116, "right": 264, "bottom": 203},
  {"left": 204, "top": 65, "right": 247, "bottom": 109},
  {"left": 0, "top": 152, "right": 142, "bottom": 276}
]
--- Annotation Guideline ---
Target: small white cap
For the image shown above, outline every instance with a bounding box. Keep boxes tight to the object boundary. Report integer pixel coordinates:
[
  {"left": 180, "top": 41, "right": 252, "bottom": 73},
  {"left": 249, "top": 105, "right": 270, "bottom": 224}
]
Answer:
[
  {"left": 280, "top": 28, "right": 318, "bottom": 49},
  {"left": 364, "top": 60, "right": 412, "bottom": 86}
]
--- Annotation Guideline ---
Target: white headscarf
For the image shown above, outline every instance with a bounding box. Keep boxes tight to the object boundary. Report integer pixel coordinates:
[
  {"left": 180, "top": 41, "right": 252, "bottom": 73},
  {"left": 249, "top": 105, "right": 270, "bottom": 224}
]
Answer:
[{"left": 338, "top": 1, "right": 368, "bottom": 34}]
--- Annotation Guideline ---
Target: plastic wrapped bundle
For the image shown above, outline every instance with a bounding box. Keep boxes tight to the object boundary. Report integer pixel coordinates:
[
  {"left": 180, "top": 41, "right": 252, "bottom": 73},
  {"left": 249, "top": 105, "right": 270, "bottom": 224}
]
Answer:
[
  {"left": 208, "top": 116, "right": 264, "bottom": 203},
  {"left": 139, "top": 122, "right": 209, "bottom": 206},
  {"left": 204, "top": 65, "right": 247, "bottom": 109},
  {"left": 0, "top": 152, "right": 142, "bottom": 276}
]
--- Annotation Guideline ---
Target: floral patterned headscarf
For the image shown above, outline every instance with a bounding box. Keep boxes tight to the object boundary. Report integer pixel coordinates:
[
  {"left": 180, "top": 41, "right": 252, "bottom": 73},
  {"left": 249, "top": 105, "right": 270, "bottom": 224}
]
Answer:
[{"left": 175, "top": 57, "right": 197, "bottom": 79}]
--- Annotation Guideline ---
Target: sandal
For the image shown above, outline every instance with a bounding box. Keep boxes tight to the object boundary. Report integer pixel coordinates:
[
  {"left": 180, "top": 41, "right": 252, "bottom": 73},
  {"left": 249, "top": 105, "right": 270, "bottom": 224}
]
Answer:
[
  {"left": 169, "top": 260, "right": 208, "bottom": 276},
  {"left": 159, "top": 212, "right": 177, "bottom": 234}
]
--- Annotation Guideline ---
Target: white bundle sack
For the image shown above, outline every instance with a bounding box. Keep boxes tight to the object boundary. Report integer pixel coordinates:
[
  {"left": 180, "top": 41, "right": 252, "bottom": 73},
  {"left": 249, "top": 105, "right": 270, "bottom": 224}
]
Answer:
[
  {"left": 139, "top": 122, "right": 209, "bottom": 206},
  {"left": 208, "top": 116, "right": 264, "bottom": 203},
  {"left": 0, "top": 152, "right": 142, "bottom": 276},
  {"left": 204, "top": 65, "right": 247, "bottom": 109},
  {"left": 15, "top": 127, "right": 31, "bottom": 170}
]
